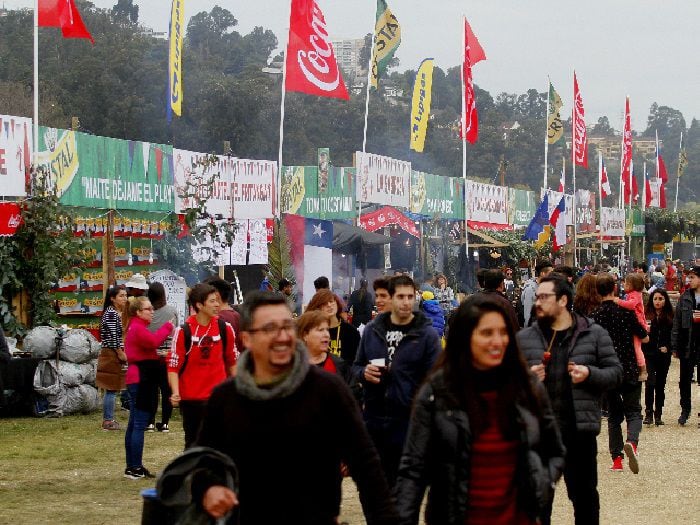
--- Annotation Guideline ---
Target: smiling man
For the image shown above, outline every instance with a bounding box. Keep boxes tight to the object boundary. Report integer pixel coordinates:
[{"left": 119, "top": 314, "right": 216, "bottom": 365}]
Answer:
[
  {"left": 195, "top": 291, "right": 399, "bottom": 525},
  {"left": 517, "top": 274, "right": 621, "bottom": 525},
  {"left": 353, "top": 275, "right": 441, "bottom": 486}
]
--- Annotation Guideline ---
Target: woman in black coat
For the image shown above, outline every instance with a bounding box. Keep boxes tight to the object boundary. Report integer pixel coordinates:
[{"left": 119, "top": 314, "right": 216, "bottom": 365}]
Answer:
[
  {"left": 394, "top": 295, "right": 565, "bottom": 525},
  {"left": 642, "top": 289, "right": 674, "bottom": 426}
]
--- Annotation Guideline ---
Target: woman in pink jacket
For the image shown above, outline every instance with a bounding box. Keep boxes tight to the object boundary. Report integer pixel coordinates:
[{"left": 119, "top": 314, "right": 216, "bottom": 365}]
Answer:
[{"left": 123, "top": 296, "right": 174, "bottom": 479}]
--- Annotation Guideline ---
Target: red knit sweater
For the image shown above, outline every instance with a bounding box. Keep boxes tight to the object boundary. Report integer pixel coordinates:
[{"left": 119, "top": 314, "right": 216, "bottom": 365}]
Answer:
[{"left": 465, "top": 391, "right": 534, "bottom": 525}]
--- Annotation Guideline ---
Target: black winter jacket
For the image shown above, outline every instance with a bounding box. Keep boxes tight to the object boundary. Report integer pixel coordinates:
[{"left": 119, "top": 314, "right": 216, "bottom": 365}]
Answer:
[
  {"left": 393, "top": 370, "right": 565, "bottom": 525},
  {"left": 353, "top": 312, "right": 441, "bottom": 423},
  {"left": 196, "top": 344, "right": 399, "bottom": 525},
  {"left": 516, "top": 312, "right": 622, "bottom": 434},
  {"left": 671, "top": 290, "right": 699, "bottom": 359},
  {"left": 642, "top": 314, "right": 673, "bottom": 360}
]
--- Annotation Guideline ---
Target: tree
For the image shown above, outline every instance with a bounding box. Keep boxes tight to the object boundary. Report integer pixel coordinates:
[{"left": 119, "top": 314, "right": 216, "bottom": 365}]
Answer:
[
  {"left": 591, "top": 116, "right": 615, "bottom": 136},
  {"left": 111, "top": 0, "right": 139, "bottom": 24}
]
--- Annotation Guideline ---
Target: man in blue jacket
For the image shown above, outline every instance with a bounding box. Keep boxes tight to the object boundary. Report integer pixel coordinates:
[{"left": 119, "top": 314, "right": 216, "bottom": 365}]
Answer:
[{"left": 353, "top": 275, "right": 441, "bottom": 485}]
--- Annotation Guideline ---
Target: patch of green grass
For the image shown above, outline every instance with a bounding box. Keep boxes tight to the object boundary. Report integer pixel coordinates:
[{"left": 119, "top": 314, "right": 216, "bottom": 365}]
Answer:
[{"left": 0, "top": 412, "right": 184, "bottom": 524}]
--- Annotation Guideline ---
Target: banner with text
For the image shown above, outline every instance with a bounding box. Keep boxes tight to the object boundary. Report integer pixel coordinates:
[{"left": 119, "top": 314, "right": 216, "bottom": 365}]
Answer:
[
  {"left": 507, "top": 188, "right": 538, "bottom": 228},
  {"left": 37, "top": 127, "right": 174, "bottom": 212},
  {"left": 0, "top": 115, "right": 32, "bottom": 197},
  {"left": 281, "top": 166, "right": 355, "bottom": 219},
  {"left": 466, "top": 181, "right": 509, "bottom": 228},
  {"left": 174, "top": 149, "right": 235, "bottom": 217},
  {"left": 410, "top": 171, "right": 464, "bottom": 219},
  {"left": 356, "top": 152, "right": 410, "bottom": 208},
  {"left": 231, "top": 159, "right": 275, "bottom": 219},
  {"left": 575, "top": 190, "right": 596, "bottom": 233},
  {"left": 600, "top": 207, "right": 625, "bottom": 237}
]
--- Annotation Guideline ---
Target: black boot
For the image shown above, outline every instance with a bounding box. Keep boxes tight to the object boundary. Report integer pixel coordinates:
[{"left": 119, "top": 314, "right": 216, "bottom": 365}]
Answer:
[
  {"left": 654, "top": 410, "right": 664, "bottom": 426},
  {"left": 678, "top": 409, "right": 690, "bottom": 426},
  {"left": 643, "top": 410, "right": 653, "bottom": 425}
]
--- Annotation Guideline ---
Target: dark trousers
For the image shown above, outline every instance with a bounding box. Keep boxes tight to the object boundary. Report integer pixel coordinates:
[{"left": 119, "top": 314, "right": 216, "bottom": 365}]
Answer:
[
  {"left": 644, "top": 354, "right": 671, "bottom": 416},
  {"left": 366, "top": 417, "right": 408, "bottom": 487},
  {"left": 149, "top": 363, "right": 172, "bottom": 426},
  {"left": 679, "top": 356, "right": 696, "bottom": 412},
  {"left": 607, "top": 381, "right": 643, "bottom": 459},
  {"left": 179, "top": 400, "right": 207, "bottom": 449},
  {"left": 541, "top": 430, "right": 599, "bottom": 525}
]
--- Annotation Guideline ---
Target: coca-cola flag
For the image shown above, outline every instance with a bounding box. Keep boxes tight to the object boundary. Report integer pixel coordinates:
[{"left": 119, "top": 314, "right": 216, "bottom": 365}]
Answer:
[
  {"left": 573, "top": 72, "right": 587, "bottom": 167},
  {"left": 621, "top": 97, "right": 633, "bottom": 204},
  {"left": 285, "top": 0, "right": 349, "bottom": 100},
  {"left": 461, "top": 17, "right": 486, "bottom": 144}
]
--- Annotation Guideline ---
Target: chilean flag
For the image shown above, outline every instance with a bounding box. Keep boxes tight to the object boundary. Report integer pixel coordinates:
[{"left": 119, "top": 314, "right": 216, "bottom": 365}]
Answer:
[
  {"left": 283, "top": 214, "right": 333, "bottom": 304},
  {"left": 550, "top": 196, "right": 567, "bottom": 252}
]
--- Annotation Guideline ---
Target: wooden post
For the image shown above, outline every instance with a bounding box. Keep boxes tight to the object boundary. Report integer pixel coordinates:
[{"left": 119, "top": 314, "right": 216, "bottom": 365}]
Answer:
[{"left": 103, "top": 210, "right": 115, "bottom": 292}]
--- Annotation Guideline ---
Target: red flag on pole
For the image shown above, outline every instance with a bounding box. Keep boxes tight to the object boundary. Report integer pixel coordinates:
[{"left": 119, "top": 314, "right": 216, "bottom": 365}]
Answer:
[
  {"left": 659, "top": 182, "right": 667, "bottom": 209},
  {"left": 655, "top": 134, "right": 669, "bottom": 183},
  {"left": 621, "top": 98, "right": 633, "bottom": 204},
  {"left": 461, "top": 18, "right": 485, "bottom": 144},
  {"left": 38, "top": 0, "right": 94, "bottom": 43},
  {"left": 573, "top": 72, "right": 587, "bottom": 167},
  {"left": 600, "top": 158, "right": 611, "bottom": 198},
  {"left": 645, "top": 177, "right": 652, "bottom": 207},
  {"left": 284, "top": 0, "right": 348, "bottom": 100}
]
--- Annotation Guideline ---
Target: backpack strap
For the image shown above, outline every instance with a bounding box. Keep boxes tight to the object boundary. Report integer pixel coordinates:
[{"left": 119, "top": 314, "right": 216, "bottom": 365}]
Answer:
[
  {"left": 178, "top": 324, "right": 193, "bottom": 377},
  {"left": 179, "top": 320, "right": 230, "bottom": 377}
]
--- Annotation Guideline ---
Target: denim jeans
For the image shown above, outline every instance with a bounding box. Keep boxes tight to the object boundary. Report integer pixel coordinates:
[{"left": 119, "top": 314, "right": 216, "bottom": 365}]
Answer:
[
  {"left": 125, "top": 384, "right": 151, "bottom": 469},
  {"left": 103, "top": 390, "right": 117, "bottom": 421}
]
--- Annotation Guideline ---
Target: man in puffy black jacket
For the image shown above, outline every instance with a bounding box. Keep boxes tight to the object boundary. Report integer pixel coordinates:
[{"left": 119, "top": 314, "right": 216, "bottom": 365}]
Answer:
[
  {"left": 671, "top": 265, "right": 700, "bottom": 425},
  {"left": 353, "top": 275, "right": 441, "bottom": 486},
  {"left": 516, "top": 274, "right": 621, "bottom": 525}
]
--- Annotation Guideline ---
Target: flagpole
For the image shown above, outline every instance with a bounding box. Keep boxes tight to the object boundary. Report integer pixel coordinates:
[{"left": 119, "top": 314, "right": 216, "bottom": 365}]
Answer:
[
  {"left": 642, "top": 161, "right": 647, "bottom": 258},
  {"left": 277, "top": 9, "right": 292, "bottom": 220},
  {"left": 361, "top": 33, "right": 375, "bottom": 154},
  {"left": 461, "top": 16, "right": 469, "bottom": 259},
  {"left": 627, "top": 160, "right": 633, "bottom": 265},
  {"left": 571, "top": 101, "right": 577, "bottom": 269},
  {"left": 598, "top": 153, "right": 603, "bottom": 255},
  {"left": 33, "top": 0, "right": 39, "bottom": 188},
  {"left": 674, "top": 132, "right": 682, "bottom": 212},
  {"left": 543, "top": 77, "right": 550, "bottom": 190}
]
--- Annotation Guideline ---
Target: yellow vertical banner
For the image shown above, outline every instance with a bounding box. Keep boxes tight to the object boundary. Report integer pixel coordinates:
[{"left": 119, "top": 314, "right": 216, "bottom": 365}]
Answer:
[
  {"left": 168, "top": 0, "right": 185, "bottom": 118},
  {"left": 409, "top": 59, "right": 434, "bottom": 153}
]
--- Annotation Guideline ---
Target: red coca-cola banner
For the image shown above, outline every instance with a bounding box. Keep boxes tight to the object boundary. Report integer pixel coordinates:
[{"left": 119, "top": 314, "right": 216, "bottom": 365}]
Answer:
[
  {"left": 360, "top": 206, "right": 420, "bottom": 238},
  {"left": 573, "top": 72, "right": 588, "bottom": 168},
  {"left": 285, "top": 0, "right": 349, "bottom": 100},
  {"left": 0, "top": 202, "right": 22, "bottom": 236}
]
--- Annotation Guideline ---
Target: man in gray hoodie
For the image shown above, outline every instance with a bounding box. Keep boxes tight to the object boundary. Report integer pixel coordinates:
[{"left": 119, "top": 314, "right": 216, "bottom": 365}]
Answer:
[{"left": 195, "top": 291, "right": 398, "bottom": 525}]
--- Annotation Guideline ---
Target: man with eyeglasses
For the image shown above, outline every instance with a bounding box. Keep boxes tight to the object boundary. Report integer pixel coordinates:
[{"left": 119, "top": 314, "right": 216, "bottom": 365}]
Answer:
[
  {"left": 167, "top": 283, "right": 238, "bottom": 448},
  {"left": 517, "top": 274, "right": 621, "bottom": 525},
  {"left": 194, "top": 291, "right": 399, "bottom": 524}
]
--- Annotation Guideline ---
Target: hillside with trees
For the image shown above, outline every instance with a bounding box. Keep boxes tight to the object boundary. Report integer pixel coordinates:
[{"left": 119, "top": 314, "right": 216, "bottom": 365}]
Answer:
[{"left": 0, "top": 2, "right": 697, "bottom": 206}]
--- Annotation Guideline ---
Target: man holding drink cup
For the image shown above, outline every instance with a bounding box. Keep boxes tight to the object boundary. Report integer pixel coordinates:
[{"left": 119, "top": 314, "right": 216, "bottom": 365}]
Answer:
[
  {"left": 353, "top": 275, "right": 441, "bottom": 486},
  {"left": 671, "top": 265, "right": 700, "bottom": 426}
]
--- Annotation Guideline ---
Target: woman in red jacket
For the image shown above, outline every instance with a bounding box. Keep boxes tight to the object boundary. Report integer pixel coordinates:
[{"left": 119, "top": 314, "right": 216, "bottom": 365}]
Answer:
[{"left": 123, "top": 297, "right": 174, "bottom": 479}]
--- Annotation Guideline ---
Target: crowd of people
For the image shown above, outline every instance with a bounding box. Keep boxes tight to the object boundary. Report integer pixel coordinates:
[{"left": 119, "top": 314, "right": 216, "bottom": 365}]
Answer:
[{"left": 92, "top": 259, "right": 700, "bottom": 524}]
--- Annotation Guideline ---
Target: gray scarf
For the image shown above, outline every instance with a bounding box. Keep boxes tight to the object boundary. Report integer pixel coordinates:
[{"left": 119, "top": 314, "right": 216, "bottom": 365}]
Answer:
[{"left": 234, "top": 341, "right": 310, "bottom": 401}]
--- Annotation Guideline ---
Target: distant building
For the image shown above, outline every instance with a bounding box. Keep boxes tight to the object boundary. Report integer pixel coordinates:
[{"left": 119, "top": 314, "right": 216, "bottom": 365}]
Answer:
[
  {"left": 330, "top": 38, "right": 367, "bottom": 79},
  {"left": 588, "top": 135, "right": 659, "bottom": 163}
]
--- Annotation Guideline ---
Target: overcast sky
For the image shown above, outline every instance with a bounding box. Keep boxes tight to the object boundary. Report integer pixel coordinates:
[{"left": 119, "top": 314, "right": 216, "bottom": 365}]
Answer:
[{"left": 6, "top": 0, "right": 700, "bottom": 131}]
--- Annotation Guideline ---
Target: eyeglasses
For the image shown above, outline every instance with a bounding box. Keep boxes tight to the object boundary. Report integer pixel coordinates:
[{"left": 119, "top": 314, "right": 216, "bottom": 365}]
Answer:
[
  {"left": 247, "top": 320, "right": 296, "bottom": 337},
  {"left": 534, "top": 292, "right": 557, "bottom": 301}
]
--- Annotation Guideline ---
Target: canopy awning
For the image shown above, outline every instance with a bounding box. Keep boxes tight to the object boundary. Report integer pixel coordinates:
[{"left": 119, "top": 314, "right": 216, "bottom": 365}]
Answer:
[{"left": 332, "top": 221, "right": 393, "bottom": 252}]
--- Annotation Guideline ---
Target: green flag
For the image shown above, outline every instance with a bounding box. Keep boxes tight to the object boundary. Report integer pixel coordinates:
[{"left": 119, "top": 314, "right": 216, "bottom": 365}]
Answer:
[
  {"left": 370, "top": 0, "right": 401, "bottom": 89},
  {"left": 547, "top": 81, "right": 564, "bottom": 144},
  {"left": 678, "top": 139, "right": 688, "bottom": 178}
]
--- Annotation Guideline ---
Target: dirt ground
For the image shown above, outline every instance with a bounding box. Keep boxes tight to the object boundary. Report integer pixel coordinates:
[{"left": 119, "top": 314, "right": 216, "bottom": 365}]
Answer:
[{"left": 339, "top": 358, "right": 700, "bottom": 524}]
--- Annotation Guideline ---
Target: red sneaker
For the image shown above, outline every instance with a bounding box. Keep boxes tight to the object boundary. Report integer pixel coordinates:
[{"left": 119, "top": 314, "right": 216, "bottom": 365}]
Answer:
[
  {"left": 610, "top": 456, "right": 623, "bottom": 472},
  {"left": 624, "top": 442, "right": 639, "bottom": 474}
]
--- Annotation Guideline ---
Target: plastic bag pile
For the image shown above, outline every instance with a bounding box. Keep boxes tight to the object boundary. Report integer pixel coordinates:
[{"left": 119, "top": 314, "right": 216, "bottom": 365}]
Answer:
[{"left": 26, "top": 327, "right": 101, "bottom": 417}]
